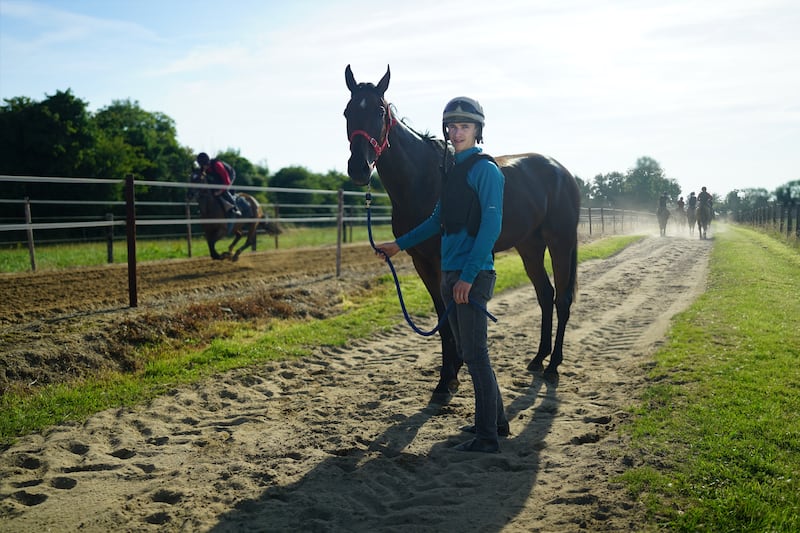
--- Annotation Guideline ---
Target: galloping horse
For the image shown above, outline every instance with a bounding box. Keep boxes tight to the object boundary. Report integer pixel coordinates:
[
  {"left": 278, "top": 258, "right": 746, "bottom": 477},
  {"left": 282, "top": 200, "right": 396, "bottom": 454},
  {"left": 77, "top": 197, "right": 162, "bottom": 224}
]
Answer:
[
  {"left": 686, "top": 205, "right": 697, "bottom": 236},
  {"left": 697, "top": 203, "right": 712, "bottom": 239},
  {"left": 657, "top": 206, "right": 670, "bottom": 237},
  {"left": 188, "top": 169, "right": 280, "bottom": 261},
  {"left": 674, "top": 206, "right": 686, "bottom": 232},
  {"left": 344, "top": 65, "right": 580, "bottom": 398}
]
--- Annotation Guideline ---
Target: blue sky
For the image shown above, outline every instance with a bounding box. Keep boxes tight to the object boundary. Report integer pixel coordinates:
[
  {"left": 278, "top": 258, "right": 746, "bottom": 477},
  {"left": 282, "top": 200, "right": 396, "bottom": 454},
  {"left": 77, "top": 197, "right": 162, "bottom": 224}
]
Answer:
[{"left": 2, "top": 0, "right": 798, "bottom": 199}]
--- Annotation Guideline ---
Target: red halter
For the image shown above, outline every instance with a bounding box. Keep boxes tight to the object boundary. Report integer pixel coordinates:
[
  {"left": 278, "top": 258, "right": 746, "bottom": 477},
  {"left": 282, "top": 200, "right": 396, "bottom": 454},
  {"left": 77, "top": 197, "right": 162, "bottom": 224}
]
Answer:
[{"left": 348, "top": 104, "right": 397, "bottom": 165}]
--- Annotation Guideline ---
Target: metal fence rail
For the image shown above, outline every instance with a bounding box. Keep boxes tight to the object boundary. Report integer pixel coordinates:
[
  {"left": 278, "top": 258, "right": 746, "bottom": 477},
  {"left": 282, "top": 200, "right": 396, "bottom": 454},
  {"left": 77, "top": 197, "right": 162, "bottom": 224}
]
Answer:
[{"left": 1, "top": 174, "right": 658, "bottom": 307}]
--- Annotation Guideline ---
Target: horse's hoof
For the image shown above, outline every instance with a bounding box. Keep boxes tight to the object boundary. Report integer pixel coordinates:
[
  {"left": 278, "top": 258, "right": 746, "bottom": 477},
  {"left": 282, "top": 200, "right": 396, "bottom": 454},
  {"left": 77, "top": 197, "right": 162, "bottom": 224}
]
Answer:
[
  {"left": 543, "top": 368, "right": 560, "bottom": 384},
  {"left": 527, "top": 360, "right": 544, "bottom": 373},
  {"left": 429, "top": 390, "right": 453, "bottom": 405},
  {"left": 447, "top": 378, "right": 460, "bottom": 394}
]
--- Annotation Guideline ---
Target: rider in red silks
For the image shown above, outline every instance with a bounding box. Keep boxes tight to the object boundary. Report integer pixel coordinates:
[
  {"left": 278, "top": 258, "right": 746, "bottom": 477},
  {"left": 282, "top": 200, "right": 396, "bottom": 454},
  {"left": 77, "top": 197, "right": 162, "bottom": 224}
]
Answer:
[{"left": 197, "top": 152, "right": 241, "bottom": 217}]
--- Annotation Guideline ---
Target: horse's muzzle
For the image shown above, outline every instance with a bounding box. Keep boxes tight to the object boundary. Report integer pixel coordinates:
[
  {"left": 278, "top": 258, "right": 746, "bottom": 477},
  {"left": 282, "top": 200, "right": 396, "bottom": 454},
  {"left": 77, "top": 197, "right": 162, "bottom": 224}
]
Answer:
[{"left": 347, "top": 155, "right": 373, "bottom": 186}]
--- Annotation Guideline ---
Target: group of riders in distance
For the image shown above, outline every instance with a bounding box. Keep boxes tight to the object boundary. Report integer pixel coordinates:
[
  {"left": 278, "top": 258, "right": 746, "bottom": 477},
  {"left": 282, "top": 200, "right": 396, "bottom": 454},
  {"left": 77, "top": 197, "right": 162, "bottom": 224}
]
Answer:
[{"left": 657, "top": 186, "right": 714, "bottom": 239}]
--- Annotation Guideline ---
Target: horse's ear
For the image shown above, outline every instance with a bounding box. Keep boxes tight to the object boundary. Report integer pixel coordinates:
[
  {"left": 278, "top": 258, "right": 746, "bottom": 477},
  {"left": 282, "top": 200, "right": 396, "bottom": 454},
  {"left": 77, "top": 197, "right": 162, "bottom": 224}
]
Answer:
[
  {"left": 345, "top": 64, "right": 357, "bottom": 93},
  {"left": 376, "top": 65, "right": 390, "bottom": 96}
]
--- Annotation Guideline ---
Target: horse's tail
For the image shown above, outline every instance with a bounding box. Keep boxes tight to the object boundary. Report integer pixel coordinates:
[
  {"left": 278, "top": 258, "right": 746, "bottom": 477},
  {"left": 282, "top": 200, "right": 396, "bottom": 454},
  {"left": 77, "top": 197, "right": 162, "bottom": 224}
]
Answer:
[
  {"left": 568, "top": 242, "right": 578, "bottom": 303},
  {"left": 260, "top": 219, "right": 282, "bottom": 236}
]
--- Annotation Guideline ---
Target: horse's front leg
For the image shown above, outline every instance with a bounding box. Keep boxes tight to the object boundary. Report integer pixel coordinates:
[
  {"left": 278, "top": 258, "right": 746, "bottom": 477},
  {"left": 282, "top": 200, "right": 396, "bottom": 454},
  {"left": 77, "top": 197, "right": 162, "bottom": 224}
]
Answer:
[
  {"left": 231, "top": 227, "right": 256, "bottom": 262},
  {"left": 207, "top": 240, "right": 223, "bottom": 260},
  {"left": 411, "top": 255, "right": 460, "bottom": 403},
  {"left": 226, "top": 230, "right": 243, "bottom": 260}
]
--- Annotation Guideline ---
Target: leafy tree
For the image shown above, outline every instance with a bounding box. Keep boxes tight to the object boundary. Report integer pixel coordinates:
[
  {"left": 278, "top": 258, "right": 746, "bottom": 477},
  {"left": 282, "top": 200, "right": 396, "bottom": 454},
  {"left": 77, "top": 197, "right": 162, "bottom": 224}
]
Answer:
[
  {"left": 0, "top": 90, "right": 110, "bottom": 223},
  {"left": 774, "top": 180, "right": 800, "bottom": 204},
  {"left": 574, "top": 175, "right": 592, "bottom": 206},
  {"left": 622, "top": 156, "right": 680, "bottom": 209},
  {"left": 92, "top": 99, "right": 192, "bottom": 204},
  {"left": 267, "top": 166, "right": 328, "bottom": 216},
  {"left": 590, "top": 171, "right": 625, "bottom": 207}
]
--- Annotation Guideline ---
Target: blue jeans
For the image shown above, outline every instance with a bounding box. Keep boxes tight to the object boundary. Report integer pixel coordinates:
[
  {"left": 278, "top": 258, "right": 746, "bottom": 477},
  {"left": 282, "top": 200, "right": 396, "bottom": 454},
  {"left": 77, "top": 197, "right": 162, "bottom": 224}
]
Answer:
[{"left": 441, "top": 270, "right": 507, "bottom": 444}]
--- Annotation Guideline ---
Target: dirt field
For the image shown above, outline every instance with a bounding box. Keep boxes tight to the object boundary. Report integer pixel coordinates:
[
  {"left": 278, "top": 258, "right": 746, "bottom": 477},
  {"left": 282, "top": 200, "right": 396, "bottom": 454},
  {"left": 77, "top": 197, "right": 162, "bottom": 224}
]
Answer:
[
  {"left": 0, "top": 234, "right": 713, "bottom": 531},
  {"left": 0, "top": 243, "right": 415, "bottom": 392}
]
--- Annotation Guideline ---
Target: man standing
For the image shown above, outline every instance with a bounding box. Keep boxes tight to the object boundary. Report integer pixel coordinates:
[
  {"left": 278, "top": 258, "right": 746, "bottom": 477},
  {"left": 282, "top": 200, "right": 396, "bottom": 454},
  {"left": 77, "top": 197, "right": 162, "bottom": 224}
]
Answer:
[{"left": 374, "top": 96, "right": 509, "bottom": 453}]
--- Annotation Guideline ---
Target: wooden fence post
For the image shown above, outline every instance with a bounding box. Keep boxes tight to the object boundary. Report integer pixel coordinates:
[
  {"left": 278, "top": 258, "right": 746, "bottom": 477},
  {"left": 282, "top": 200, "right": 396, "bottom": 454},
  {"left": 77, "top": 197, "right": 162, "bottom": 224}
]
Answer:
[
  {"left": 185, "top": 202, "right": 193, "bottom": 258},
  {"left": 600, "top": 207, "right": 606, "bottom": 234},
  {"left": 336, "top": 189, "right": 344, "bottom": 278},
  {"left": 106, "top": 213, "right": 114, "bottom": 263},
  {"left": 588, "top": 207, "right": 593, "bottom": 236},
  {"left": 125, "top": 174, "right": 138, "bottom": 308},
  {"left": 24, "top": 197, "right": 36, "bottom": 272},
  {"left": 273, "top": 204, "right": 280, "bottom": 249}
]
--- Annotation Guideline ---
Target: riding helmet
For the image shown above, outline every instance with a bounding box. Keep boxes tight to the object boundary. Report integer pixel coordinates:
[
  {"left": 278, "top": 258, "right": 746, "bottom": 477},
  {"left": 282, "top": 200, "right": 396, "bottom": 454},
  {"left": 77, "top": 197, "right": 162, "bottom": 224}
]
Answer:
[
  {"left": 197, "top": 152, "right": 210, "bottom": 166},
  {"left": 442, "top": 96, "right": 485, "bottom": 142}
]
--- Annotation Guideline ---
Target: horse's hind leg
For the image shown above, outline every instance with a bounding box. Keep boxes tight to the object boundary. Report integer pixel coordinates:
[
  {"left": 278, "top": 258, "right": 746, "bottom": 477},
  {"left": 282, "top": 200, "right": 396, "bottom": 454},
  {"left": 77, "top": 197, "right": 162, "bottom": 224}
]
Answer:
[{"left": 517, "top": 240, "right": 554, "bottom": 373}]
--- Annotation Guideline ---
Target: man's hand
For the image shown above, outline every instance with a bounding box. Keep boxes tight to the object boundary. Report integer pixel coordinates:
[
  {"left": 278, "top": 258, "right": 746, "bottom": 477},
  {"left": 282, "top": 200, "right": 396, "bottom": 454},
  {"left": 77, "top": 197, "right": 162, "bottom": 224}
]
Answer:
[
  {"left": 453, "top": 279, "right": 472, "bottom": 305},
  {"left": 374, "top": 241, "right": 400, "bottom": 262}
]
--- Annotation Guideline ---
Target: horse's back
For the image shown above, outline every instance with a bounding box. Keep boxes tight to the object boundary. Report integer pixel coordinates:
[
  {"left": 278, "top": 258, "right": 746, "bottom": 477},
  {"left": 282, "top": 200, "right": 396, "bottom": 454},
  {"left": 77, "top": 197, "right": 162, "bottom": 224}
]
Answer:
[{"left": 492, "top": 152, "right": 580, "bottom": 250}]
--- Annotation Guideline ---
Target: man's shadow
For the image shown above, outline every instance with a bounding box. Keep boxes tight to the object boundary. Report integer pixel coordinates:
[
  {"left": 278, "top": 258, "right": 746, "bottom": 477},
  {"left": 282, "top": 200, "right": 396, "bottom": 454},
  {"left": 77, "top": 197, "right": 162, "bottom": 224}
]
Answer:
[{"left": 208, "top": 374, "right": 560, "bottom": 532}]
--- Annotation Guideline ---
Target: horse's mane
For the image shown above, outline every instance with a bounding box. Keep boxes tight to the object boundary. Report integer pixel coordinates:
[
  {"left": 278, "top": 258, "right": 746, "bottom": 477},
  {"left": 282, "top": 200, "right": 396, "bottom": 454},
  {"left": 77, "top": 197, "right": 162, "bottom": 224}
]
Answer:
[{"left": 389, "top": 103, "right": 446, "bottom": 153}]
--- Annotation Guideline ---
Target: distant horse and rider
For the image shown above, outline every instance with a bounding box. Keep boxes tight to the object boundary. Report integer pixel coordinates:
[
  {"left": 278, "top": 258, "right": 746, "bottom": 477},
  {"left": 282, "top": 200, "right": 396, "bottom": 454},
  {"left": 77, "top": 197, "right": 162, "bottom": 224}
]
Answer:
[
  {"left": 344, "top": 65, "right": 580, "bottom": 398},
  {"left": 674, "top": 196, "right": 686, "bottom": 232},
  {"left": 696, "top": 186, "right": 713, "bottom": 239},
  {"left": 656, "top": 192, "right": 670, "bottom": 237},
  {"left": 686, "top": 192, "right": 697, "bottom": 237},
  {"left": 187, "top": 153, "right": 280, "bottom": 261}
]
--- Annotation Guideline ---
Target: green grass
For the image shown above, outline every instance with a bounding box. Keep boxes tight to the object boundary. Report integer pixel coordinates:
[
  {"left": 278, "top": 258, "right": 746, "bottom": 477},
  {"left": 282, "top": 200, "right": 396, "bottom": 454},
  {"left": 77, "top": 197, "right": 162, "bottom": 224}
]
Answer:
[
  {"left": 0, "top": 225, "right": 397, "bottom": 273},
  {"left": 0, "top": 235, "right": 637, "bottom": 443},
  {"left": 620, "top": 225, "right": 800, "bottom": 532}
]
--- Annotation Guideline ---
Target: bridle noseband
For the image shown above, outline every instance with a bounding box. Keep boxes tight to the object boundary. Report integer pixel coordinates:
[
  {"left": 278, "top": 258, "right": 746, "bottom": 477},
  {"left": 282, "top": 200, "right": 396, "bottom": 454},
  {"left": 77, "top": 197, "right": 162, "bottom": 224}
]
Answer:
[{"left": 348, "top": 101, "right": 397, "bottom": 166}]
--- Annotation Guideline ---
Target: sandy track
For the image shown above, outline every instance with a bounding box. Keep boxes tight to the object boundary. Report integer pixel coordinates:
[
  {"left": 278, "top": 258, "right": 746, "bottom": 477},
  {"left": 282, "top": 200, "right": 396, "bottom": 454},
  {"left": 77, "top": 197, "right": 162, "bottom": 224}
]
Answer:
[{"left": 0, "top": 235, "right": 711, "bottom": 532}]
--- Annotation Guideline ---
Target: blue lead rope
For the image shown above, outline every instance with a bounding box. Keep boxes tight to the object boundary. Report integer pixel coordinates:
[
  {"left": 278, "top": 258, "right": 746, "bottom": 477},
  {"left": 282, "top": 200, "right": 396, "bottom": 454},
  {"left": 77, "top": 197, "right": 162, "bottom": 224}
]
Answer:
[{"left": 365, "top": 190, "right": 497, "bottom": 337}]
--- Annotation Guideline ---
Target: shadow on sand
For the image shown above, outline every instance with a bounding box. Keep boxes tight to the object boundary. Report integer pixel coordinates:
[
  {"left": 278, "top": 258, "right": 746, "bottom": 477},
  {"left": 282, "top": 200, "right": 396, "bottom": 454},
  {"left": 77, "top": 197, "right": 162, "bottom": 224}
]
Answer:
[{"left": 208, "top": 375, "right": 560, "bottom": 532}]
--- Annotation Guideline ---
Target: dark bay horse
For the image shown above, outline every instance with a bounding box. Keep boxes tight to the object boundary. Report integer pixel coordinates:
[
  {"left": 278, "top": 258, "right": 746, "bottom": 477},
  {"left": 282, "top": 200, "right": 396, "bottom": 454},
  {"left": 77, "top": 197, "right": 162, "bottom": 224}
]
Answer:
[
  {"left": 657, "top": 206, "right": 670, "bottom": 237},
  {"left": 675, "top": 206, "right": 686, "bottom": 232},
  {"left": 188, "top": 169, "right": 280, "bottom": 261},
  {"left": 687, "top": 205, "right": 697, "bottom": 236},
  {"left": 344, "top": 65, "right": 580, "bottom": 397},
  {"left": 697, "top": 203, "right": 712, "bottom": 239}
]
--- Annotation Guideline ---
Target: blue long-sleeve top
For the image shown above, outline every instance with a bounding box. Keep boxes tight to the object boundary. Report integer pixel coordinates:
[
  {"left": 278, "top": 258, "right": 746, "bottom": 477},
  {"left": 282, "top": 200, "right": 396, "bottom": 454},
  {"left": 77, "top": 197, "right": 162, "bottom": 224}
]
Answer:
[{"left": 396, "top": 147, "right": 504, "bottom": 284}]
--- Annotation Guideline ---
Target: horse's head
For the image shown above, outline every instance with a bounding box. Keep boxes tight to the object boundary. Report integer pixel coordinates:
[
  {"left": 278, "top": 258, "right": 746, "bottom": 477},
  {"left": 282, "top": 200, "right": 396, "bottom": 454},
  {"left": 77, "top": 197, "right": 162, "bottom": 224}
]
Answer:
[{"left": 344, "top": 64, "right": 395, "bottom": 186}]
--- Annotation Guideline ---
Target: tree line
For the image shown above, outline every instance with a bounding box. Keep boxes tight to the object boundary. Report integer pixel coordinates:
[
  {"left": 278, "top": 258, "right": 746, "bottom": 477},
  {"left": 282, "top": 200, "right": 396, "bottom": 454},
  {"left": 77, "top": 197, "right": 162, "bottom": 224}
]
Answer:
[{"left": 1, "top": 89, "right": 797, "bottom": 228}]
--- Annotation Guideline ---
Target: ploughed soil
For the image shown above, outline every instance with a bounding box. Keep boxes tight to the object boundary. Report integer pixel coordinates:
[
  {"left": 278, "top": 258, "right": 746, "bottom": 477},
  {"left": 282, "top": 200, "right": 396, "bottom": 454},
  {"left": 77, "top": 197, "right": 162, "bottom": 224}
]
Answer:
[
  {"left": 0, "top": 233, "right": 713, "bottom": 532},
  {"left": 0, "top": 243, "right": 413, "bottom": 394}
]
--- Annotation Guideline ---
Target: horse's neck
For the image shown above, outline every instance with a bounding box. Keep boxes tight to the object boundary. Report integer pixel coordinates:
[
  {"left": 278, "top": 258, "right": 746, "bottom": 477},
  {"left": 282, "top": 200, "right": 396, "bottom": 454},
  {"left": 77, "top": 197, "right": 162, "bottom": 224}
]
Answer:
[{"left": 377, "top": 121, "right": 442, "bottom": 215}]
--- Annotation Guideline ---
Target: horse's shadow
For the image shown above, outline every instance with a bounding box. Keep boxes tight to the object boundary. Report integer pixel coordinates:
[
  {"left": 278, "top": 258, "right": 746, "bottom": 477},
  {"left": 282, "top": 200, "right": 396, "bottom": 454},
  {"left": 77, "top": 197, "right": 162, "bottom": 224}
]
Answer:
[{"left": 208, "top": 374, "right": 559, "bottom": 532}]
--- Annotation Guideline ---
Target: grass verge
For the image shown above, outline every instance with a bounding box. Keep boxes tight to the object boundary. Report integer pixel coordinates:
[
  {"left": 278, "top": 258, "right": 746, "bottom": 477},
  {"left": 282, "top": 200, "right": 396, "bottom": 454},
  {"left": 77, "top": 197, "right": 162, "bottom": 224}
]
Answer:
[
  {"left": 0, "top": 235, "right": 640, "bottom": 445},
  {"left": 621, "top": 225, "right": 800, "bottom": 532}
]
